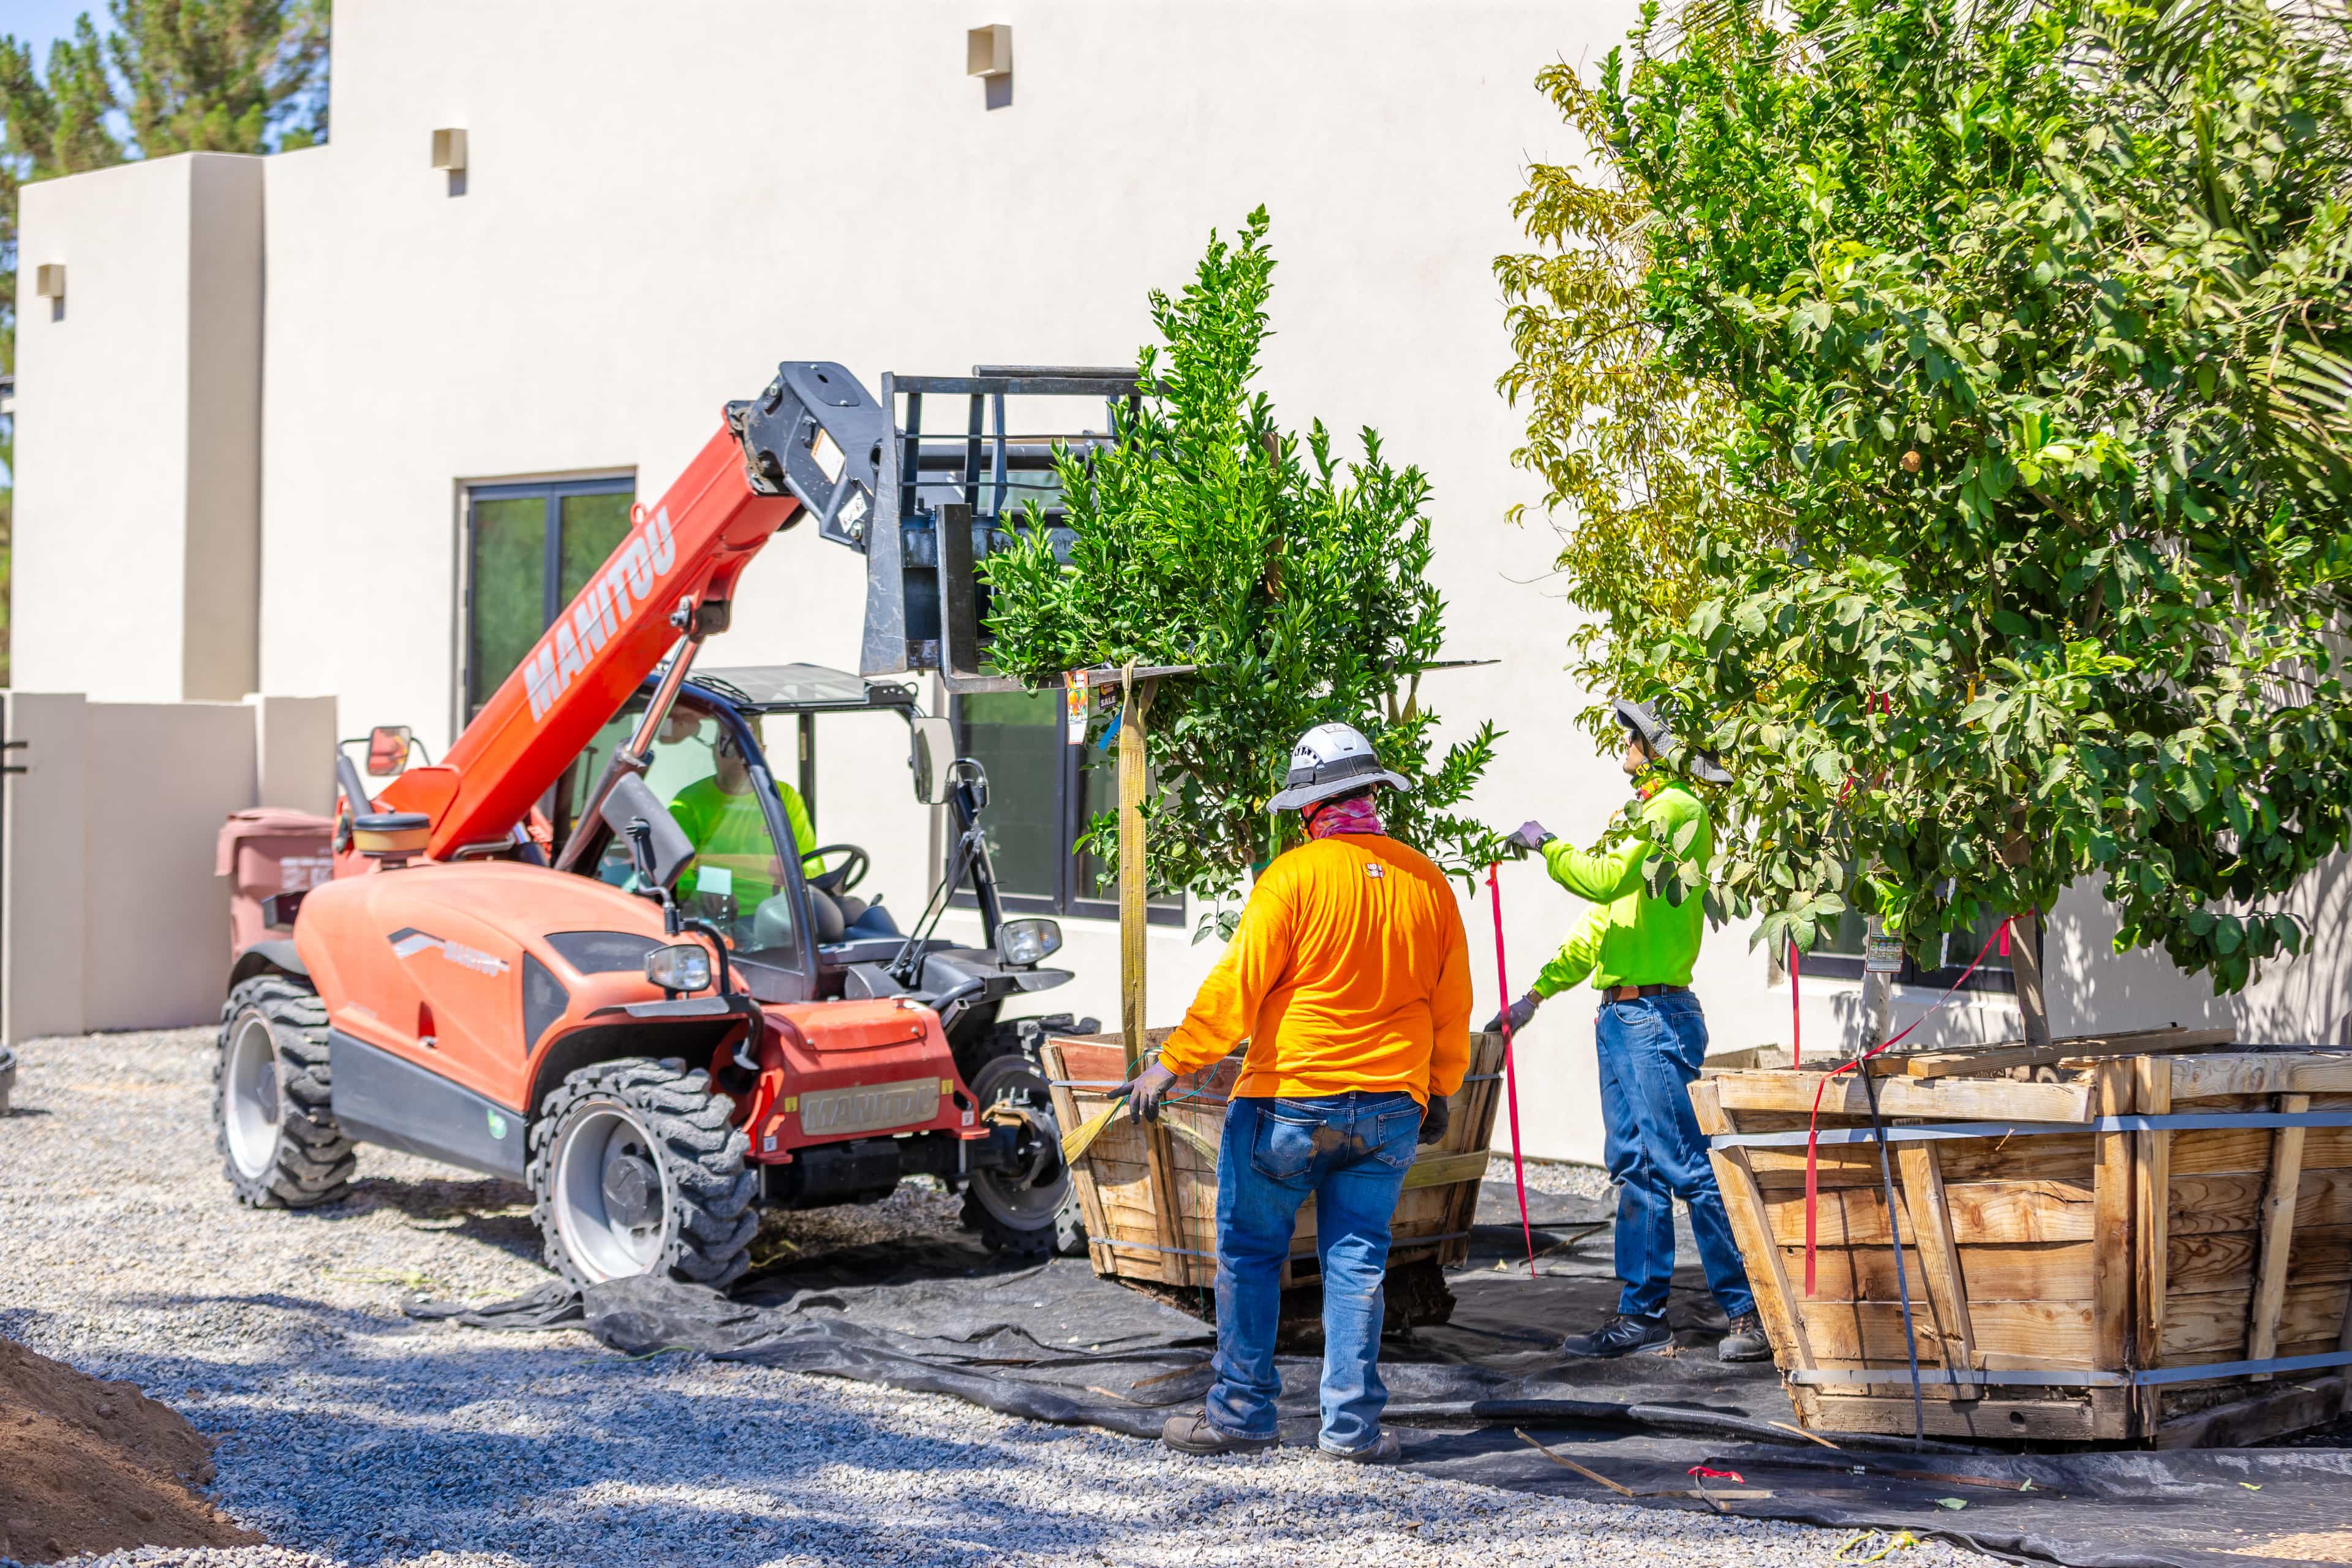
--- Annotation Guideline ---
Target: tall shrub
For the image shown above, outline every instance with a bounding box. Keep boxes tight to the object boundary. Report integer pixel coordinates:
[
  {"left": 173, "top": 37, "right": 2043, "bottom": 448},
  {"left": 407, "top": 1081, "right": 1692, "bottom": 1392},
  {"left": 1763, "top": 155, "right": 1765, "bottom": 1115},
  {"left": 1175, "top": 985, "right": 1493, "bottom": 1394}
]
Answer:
[
  {"left": 1507, "top": 0, "right": 2352, "bottom": 990},
  {"left": 985, "top": 208, "right": 1499, "bottom": 932}
]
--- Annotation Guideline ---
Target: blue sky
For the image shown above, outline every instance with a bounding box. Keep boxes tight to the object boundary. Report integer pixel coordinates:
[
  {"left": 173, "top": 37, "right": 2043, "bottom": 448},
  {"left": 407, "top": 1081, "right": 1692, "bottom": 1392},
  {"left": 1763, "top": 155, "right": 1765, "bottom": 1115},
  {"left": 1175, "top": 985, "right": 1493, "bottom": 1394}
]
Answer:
[{"left": 6, "top": 1, "right": 108, "bottom": 62}]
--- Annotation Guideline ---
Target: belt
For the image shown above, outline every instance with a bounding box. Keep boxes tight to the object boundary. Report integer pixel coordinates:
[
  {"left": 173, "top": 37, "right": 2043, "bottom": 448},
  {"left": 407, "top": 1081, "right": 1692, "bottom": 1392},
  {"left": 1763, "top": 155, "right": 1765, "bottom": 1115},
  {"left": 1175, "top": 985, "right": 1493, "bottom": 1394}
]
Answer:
[{"left": 1604, "top": 983, "right": 1689, "bottom": 1003}]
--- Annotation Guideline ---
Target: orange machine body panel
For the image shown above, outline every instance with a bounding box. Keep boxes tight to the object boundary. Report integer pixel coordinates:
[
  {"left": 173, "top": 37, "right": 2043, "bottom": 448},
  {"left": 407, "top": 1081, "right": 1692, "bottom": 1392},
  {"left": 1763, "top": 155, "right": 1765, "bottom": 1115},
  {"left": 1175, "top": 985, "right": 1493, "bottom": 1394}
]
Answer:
[
  {"left": 293, "top": 861, "right": 974, "bottom": 1156},
  {"left": 735, "top": 1000, "right": 989, "bottom": 1164}
]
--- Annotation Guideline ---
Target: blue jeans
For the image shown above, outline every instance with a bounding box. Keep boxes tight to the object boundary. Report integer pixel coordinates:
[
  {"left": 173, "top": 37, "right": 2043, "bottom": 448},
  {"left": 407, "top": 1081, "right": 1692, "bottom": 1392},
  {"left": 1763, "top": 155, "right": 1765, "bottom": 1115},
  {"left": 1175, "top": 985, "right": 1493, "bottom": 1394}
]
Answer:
[
  {"left": 1207, "top": 1091, "right": 1420, "bottom": 1452},
  {"left": 1596, "top": 992, "right": 1756, "bottom": 1321}
]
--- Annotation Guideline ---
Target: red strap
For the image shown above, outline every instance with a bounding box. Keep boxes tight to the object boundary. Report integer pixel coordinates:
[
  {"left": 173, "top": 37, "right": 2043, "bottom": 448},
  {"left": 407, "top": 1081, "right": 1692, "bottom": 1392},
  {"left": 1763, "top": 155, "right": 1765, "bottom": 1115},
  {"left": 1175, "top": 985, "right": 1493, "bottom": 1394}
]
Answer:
[
  {"left": 1689, "top": 1465, "right": 1746, "bottom": 1483},
  {"left": 1485, "top": 864, "right": 1537, "bottom": 1275},
  {"left": 1801, "top": 916, "right": 2013, "bottom": 1296}
]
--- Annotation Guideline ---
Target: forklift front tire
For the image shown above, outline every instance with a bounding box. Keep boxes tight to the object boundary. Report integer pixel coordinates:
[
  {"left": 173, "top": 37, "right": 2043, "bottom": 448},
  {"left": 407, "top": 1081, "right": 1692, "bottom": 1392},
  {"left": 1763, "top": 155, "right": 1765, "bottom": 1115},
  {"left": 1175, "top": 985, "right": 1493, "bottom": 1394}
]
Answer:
[
  {"left": 213, "top": 975, "right": 357, "bottom": 1208},
  {"left": 527, "top": 1057, "right": 758, "bottom": 1292}
]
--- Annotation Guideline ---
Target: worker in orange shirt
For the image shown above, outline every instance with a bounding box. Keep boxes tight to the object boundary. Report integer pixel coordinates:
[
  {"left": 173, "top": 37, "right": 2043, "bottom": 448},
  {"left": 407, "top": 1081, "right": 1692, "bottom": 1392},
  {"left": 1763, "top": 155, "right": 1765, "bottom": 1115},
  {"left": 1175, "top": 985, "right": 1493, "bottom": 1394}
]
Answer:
[{"left": 1123, "top": 722, "right": 1471, "bottom": 1464}]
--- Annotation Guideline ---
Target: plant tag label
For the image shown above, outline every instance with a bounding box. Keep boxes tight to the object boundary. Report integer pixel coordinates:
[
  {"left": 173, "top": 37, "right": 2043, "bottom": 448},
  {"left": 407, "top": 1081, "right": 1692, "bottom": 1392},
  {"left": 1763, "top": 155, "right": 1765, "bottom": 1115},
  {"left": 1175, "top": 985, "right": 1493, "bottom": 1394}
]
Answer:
[
  {"left": 1065, "top": 669, "right": 1090, "bottom": 744},
  {"left": 1864, "top": 932, "right": 1904, "bottom": 974}
]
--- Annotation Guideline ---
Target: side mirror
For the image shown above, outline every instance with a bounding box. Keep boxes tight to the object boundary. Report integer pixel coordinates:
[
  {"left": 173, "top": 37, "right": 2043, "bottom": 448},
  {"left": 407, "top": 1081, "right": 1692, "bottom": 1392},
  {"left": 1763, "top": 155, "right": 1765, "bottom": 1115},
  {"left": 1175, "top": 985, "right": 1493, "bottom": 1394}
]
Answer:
[
  {"left": 600, "top": 774, "right": 695, "bottom": 891},
  {"left": 366, "top": 725, "right": 413, "bottom": 777},
  {"left": 910, "top": 716, "right": 955, "bottom": 806}
]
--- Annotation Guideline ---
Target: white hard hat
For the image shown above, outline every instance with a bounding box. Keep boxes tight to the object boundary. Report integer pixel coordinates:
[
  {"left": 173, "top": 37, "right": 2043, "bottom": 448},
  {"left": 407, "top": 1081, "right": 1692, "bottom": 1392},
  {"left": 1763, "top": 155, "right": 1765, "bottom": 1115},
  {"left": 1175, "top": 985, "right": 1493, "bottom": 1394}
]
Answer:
[{"left": 1268, "top": 722, "right": 1409, "bottom": 812}]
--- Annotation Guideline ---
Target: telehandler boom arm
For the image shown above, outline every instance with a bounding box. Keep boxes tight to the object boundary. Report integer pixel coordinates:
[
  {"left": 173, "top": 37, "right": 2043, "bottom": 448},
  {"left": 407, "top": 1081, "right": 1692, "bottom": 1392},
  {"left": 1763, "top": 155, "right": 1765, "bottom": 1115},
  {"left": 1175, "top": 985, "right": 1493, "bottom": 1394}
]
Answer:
[{"left": 390, "top": 363, "right": 888, "bottom": 860}]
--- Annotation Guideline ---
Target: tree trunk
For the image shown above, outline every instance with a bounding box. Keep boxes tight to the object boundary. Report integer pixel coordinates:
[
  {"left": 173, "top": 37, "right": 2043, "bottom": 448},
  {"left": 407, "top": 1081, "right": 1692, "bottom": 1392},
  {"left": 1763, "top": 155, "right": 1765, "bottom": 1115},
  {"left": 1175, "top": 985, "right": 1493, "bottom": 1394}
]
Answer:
[
  {"left": 1118, "top": 676, "right": 1157, "bottom": 1070},
  {"left": 2010, "top": 910, "right": 2051, "bottom": 1050}
]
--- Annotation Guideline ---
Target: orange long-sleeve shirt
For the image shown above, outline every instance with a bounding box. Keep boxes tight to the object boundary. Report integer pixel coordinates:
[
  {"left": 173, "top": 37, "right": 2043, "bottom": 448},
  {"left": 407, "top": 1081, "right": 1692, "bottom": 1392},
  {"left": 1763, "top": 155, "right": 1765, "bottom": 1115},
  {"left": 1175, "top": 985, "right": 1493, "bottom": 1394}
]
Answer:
[{"left": 1159, "top": 833, "right": 1472, "bottom": 1105}]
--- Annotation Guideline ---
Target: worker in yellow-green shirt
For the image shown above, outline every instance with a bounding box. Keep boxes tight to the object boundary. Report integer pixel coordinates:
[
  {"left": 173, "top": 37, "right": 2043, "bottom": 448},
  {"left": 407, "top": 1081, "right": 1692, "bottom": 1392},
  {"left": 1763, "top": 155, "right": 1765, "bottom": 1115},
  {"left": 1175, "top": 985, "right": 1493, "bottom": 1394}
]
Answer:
[{"left": 1491, "top": 699, "right": 1768, "bottom": 1365}]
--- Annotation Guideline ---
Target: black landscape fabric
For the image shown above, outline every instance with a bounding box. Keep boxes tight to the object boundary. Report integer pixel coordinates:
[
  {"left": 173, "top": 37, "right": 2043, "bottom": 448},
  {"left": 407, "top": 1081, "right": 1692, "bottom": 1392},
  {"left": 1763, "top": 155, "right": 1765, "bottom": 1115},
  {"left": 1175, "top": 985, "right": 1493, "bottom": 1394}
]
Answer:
[{"left": 409, "top": 1183, "right": 2352, "bottom": 1568}]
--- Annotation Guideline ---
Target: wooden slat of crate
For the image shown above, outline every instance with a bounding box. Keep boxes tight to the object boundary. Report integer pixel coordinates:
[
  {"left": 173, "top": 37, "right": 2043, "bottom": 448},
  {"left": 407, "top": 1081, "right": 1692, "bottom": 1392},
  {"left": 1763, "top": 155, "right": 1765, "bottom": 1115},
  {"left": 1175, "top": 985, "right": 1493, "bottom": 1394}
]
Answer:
[
  {"left": 1688, "top": 1079, "right": 1819, "bottom": 1426},
  {"left": 1794, "top": 1239, "right": 2095, "bottom": 1302},
  {"left": 1896, "top": 1139, "right": 1979, "bottom": 1392},
  {"left": 2170, "top": 1125, "right": 2352, "bottom": 1175},
  {"left": 1760, "top": 1178, "right": 2100, "bottom": 1247},
  {"left": 2168, "top": 1225, "right": 2352, "bottom": 1289},
  {"left": 2168, "top": 1052, "right": 2352, "bottom": 1098},
  {"left": 2168, "top": 1169, "right": 2352, "bottom": 1235},
  {"left": 1746, "top": 1133, "right": 2098, "bottom": 1190},
  {"left": 2159, "top": 1282, "right": 2351, "bottom": 1359},
  {"left": 1872, "top": 1027, "right": 2236, "bottom": 1081},
  {"left": 1044, "top": 1030, "right": 1506, "bottom": 1294},
  {"left": 1812, "top": 1392, "right": 2106, "bottom": 1443},
  {"left": 1710, "top": 1071, "right": 2095, "bottom": 1121},
  {"left": 1795, "top": 1298, "right": 2097, "bottom": 1366}
]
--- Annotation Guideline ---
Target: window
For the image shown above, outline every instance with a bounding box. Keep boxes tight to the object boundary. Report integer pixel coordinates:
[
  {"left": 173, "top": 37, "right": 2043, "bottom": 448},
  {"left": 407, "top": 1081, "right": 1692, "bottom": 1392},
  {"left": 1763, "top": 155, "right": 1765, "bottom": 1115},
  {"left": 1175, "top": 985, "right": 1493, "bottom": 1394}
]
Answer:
[
  {"left": 1802, "top": 903, "right": 2030, "bottom": 992},
  {"left": 463, "top": 477, "right": 635, "bottom": 720},
  {"left": 954, "top": 689, "right": 1182, "bottom": 925}
]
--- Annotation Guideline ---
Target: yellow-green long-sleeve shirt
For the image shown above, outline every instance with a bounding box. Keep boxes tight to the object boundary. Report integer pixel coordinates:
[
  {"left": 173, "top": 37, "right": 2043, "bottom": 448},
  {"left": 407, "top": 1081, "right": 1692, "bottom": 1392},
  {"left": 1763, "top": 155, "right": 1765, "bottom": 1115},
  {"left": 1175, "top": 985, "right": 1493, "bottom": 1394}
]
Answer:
[
  {"left": 668, "top": 775, "right": 823, "bottom": 905},
  {"left": 1159, "top": 833, "right": 1472, "bottom": 1106},
  {"left": 1531, "top": 777, "right": 1711, "bottom": 996}
]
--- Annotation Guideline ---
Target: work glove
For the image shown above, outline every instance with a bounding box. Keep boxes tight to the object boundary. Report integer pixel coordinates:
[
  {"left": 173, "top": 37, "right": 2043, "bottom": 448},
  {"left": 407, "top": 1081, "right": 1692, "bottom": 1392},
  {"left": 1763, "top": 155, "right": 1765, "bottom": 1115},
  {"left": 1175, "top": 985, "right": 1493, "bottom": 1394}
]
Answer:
[
  {"left": 1419, "top": 1094, "right": 1452, "bottom": 1146},
  {"left": 1122, "top": 1060, "right": 1179, "bottom": 1124},
  {"left": 1504, "top": 821, "right": 1555, "bottom": 854},
  {"left": 1482, "top": 990, "right": 1542, "bottom": 1036}
]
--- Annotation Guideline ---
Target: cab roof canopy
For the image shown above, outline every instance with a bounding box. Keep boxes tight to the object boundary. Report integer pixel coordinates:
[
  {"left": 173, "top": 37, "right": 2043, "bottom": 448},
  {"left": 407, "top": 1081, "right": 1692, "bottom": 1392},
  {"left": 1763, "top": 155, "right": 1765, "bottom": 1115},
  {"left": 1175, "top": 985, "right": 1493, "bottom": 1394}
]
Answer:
[{"left": 686, "top": 663, "right": 919, "bottom": 715}]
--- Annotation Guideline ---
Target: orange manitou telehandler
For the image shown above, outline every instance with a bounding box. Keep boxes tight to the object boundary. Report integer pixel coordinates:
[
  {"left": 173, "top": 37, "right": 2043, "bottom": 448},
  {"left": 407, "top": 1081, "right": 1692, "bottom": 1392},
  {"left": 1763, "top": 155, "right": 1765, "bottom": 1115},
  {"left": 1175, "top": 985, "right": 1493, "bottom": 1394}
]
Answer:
[{"left": 211, "top": 361, "right": 1131, "bottom": 1286}]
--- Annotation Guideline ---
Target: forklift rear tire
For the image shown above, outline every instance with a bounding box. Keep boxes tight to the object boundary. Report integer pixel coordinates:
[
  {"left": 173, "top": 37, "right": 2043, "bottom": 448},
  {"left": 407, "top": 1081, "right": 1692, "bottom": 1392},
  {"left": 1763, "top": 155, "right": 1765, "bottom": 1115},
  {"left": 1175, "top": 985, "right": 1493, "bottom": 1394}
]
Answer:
[
  {"left": 527, "top": 1057, "right": 758, "bottom": 1292},
  {"left": 213, "top": 974, "right": 358, "bottom": 1208}
]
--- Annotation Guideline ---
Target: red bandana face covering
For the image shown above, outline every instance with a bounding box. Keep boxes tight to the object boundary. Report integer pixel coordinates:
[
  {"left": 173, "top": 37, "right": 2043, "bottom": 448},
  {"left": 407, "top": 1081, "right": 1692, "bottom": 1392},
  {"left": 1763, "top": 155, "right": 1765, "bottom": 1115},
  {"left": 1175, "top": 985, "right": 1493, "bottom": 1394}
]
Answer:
[{"left": 1305, "top": 793, "right": 1385, "bottom": 840}]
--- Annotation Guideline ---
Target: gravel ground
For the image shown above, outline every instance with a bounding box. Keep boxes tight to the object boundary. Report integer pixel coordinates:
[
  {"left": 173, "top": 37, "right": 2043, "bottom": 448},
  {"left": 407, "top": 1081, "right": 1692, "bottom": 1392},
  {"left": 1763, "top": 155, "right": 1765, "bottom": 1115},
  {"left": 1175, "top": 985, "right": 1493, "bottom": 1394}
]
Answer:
[
  {"left": 0, "top": 1027, "right": 1989, "bottom": 1568},
  {"left": 1488, "top": 1154, "right": 1615, "bottom": 1202}
]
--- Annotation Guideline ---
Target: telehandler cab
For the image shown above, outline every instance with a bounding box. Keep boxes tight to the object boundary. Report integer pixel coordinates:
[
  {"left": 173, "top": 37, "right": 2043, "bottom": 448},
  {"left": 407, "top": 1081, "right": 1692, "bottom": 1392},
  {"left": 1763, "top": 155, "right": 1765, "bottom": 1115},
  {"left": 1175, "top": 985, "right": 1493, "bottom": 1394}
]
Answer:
[{"left": 213, "top": 362, "right": 1129, "bottom": 1286}]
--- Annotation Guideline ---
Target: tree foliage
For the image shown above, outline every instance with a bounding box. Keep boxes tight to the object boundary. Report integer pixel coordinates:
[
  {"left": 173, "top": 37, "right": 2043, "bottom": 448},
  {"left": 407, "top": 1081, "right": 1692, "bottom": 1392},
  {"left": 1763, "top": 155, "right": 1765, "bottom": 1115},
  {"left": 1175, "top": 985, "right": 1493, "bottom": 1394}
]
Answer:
[
  {"left": 984, "top": 208, "right": 1501, "bottom": 929},
  {"left": 0, "top": 0, "right": 329, "bottom": 680},
  {"left": 1507, "top": 0, "right": 2352, "bottom": 991}
]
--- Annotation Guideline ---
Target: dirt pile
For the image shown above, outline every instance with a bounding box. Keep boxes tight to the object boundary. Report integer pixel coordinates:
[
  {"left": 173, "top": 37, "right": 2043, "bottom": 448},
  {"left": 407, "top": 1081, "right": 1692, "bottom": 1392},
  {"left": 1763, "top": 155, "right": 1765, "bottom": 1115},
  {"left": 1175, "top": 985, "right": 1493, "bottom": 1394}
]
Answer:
[{"left": 0, "top": 1336, "right": 258, "bottom": 1563}]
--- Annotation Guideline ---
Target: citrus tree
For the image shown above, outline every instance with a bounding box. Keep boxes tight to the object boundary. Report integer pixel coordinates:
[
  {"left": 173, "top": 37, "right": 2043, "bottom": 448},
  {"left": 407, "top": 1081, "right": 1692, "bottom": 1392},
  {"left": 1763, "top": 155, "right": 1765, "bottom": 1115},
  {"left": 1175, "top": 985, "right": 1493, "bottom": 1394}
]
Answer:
[
  {"left": 984, "top": 208, "right": 1499, "bottom": 932},
  {"left": 1506, "top": 0, "right": 2352, "bottom": 992}
]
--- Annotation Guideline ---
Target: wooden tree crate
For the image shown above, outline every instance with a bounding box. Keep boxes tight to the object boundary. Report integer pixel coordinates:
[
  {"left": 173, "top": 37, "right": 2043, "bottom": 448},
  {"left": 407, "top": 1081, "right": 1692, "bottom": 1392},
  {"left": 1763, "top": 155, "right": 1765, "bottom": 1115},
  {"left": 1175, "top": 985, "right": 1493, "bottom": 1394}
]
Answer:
[
  {"left": 1041, "top": 1030, "right": 1509, "bottom": 1294},
  {"left": 1693, "top": 1030, "right": 2352, "bottom": 1446}
]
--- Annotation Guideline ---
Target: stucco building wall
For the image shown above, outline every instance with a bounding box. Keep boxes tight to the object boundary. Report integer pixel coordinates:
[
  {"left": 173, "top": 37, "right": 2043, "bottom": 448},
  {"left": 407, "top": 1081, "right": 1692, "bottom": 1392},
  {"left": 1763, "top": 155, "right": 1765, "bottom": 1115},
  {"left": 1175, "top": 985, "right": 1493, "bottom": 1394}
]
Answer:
[{"left": 7, "top": 2, "right": 2346, "bottom": 1150}]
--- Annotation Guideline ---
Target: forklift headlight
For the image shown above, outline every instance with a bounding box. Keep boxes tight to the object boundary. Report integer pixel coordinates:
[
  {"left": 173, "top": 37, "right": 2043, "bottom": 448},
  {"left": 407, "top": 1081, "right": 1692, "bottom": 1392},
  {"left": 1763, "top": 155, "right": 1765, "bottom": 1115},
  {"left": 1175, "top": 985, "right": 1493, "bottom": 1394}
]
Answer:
[
  {"left": 644, "top": 943, "right": 713, "bottom": 993},
  {"left": 998, "top": 918, "right": 1061, "bottom": 968}
]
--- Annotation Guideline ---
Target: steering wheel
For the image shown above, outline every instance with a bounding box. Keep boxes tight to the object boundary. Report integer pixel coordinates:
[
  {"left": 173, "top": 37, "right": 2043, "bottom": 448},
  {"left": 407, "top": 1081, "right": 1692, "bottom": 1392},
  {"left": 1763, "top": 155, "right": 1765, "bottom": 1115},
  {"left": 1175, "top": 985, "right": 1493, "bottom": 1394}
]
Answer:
[{"left": 805, "top": 843, "right": 870, "bottom": 894}]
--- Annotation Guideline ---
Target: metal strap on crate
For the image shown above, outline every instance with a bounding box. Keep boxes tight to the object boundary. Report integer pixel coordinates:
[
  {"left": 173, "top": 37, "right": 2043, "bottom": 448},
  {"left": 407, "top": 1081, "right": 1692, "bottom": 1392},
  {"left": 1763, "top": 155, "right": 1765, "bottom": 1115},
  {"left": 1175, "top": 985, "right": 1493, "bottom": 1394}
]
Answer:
[
  {"left": 1789, "top": 1348, "right": 2352, "bottom": 1389},
  {"left": 1711, "top": 1109, "right": 2352, "bottom": 1151}
]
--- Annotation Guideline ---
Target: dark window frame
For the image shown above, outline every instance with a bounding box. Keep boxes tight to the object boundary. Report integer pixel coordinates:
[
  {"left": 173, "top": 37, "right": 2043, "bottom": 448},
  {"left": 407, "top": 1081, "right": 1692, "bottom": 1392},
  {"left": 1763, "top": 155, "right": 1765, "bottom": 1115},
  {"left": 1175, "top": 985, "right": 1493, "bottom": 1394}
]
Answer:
[
  {"left": 460, "top": 474, "right": 636, "bottom": 721},
  {"left": 1800, "top": 922, "right": 2036, "bottom": 994},
  {"left": 949, "top": 693, "right": 1183, "bottom": 927}
]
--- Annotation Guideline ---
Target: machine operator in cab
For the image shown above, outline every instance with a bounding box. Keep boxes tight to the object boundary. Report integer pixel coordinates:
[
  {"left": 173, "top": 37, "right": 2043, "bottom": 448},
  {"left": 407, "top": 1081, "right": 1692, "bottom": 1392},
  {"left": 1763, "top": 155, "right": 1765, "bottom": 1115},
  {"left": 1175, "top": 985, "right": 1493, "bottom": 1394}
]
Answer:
[{"left": 661, "top": 712, "right": 884, "bottom": 938}]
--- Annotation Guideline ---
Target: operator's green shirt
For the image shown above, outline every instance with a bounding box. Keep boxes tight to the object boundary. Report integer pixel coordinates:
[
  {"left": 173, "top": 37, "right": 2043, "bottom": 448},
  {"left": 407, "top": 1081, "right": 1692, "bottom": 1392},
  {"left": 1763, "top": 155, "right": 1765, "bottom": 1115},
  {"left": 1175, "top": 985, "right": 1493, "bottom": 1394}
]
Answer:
[
  {"left": 668, "top": 775, "right": 821, "bottom": 906},
  {"left": 1529, "top": 774, "right": 1711, "bottom": 996}
]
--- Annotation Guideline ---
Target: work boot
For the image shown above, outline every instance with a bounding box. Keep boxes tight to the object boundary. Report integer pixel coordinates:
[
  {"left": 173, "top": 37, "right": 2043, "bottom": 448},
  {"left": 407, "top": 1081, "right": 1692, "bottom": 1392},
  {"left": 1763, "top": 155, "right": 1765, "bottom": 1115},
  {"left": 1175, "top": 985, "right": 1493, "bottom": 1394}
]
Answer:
[
  {"left": 1718, "top": 1310, "right": 1773, "bottom": 1363},
  {"left": 1161, "top": 1411, "right": 1278, "bottom": 1456},
  {"left": 1559, "top": 1311, "right": 1672, "bottom": 1359},
  {"left": 1314, "top": 1430, "right": 1403, "bottom": 1464}
]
